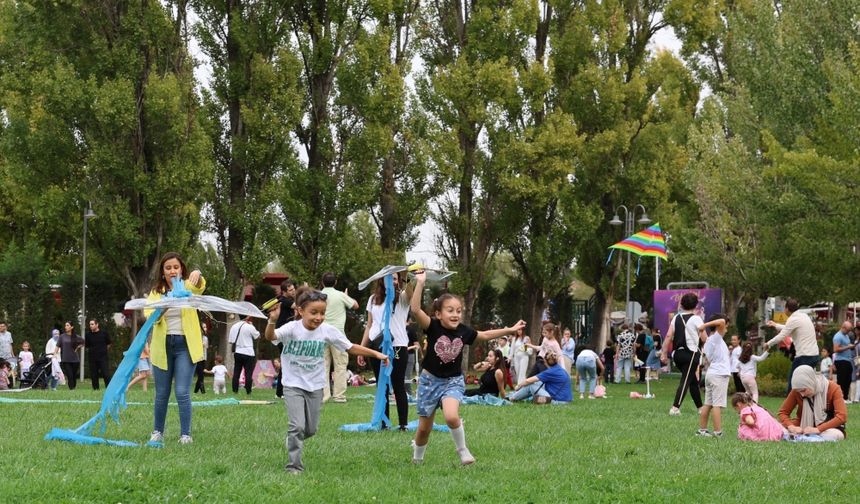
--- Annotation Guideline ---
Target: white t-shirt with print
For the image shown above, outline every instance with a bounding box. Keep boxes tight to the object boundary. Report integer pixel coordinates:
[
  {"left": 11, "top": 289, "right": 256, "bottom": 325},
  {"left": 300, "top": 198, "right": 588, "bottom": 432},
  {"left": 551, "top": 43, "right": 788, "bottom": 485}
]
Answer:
[
  {"left": 212, "top": 364, "right": 228, "bottom": 382},
  {"left": 274, "top": 320, "right": 353, "bottom": 392}
]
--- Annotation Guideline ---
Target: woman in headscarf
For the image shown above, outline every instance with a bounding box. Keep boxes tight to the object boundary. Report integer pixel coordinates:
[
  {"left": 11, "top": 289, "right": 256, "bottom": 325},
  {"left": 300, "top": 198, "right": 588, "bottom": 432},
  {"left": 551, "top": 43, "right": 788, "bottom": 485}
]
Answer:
[{"left": 778, "top": 365, "right": 847, "bottom": 440}]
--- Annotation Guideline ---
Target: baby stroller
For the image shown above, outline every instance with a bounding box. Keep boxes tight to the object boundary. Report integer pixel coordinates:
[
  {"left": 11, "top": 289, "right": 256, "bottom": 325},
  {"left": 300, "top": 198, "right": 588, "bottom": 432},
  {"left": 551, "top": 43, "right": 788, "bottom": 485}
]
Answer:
[{"left": 19, "top": 354, "right": 51, "bottom": 389}]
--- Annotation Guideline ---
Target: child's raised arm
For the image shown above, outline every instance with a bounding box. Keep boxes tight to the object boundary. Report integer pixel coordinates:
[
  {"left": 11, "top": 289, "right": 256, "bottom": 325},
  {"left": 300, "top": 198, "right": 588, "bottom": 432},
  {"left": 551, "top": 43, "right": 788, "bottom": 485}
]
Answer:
[
  {"left": 410, "top": 271, "right": 431, "bottom": 330},
  {"left": 265, "top": 305, "right": 282, "bottom": 341},
  {"left": 476, "top": 320, "right": 526, "bottom": 342}
]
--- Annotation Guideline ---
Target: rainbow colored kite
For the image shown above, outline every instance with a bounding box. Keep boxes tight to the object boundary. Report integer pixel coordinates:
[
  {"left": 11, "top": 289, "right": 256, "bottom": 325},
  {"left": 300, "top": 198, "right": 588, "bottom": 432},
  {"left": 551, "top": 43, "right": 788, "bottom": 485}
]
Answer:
[{"left": 609, "top": 224, "right": 668, "bottom": 259}]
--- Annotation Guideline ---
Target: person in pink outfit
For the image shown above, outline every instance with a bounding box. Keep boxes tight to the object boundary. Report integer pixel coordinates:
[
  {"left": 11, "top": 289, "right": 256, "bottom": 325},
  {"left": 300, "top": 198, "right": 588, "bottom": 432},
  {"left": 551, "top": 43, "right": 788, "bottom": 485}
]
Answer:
[{"left": 731, "top": 392, "right": 786, "bottom": 441}]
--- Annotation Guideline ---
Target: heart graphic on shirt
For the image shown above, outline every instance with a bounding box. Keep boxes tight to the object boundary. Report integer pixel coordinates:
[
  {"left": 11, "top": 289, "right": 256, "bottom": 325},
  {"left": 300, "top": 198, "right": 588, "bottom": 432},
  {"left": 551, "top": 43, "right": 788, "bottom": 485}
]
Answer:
[{"left": 435, "top": 336, "right": 463, "bottom": 364}]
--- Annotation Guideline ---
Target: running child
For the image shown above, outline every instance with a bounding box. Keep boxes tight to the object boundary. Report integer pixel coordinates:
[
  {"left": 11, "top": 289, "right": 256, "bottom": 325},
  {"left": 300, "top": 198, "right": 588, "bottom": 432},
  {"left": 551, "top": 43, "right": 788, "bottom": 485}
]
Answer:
[
  {"left": 731, "top": 392, "right": 785, "bottom": 441},
  {"left": 696, "top": 315, "right": 731, "bottom": 437},
  {"left": 18, "top": 341, "right": 34, "bottom": 378},
  {"left": 409, "top": 270, "right": 526, "bottom": 465},
  {"left": 204, "top": 355, "right": 230, "bottom": 394},
  {"left": 265, "top": 287, "right": 389, "bottom": 474},
  {"left": 736, "top": 342, "right": 769, "bottom": 402}
]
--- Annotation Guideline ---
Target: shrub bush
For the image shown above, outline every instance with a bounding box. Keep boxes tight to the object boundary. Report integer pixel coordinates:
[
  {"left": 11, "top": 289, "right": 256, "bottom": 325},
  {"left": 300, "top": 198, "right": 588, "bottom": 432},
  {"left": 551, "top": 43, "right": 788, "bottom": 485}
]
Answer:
[{"left": 754, "top": 351, "right": 792, "bottom": 397}]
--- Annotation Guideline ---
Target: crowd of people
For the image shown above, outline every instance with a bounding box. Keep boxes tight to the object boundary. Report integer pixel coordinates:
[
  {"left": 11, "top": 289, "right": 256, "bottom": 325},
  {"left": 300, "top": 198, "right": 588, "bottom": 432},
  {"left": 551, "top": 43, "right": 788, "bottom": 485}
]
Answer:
[{"left": 2, "top": 254, "right": 858, "bottom": 472}]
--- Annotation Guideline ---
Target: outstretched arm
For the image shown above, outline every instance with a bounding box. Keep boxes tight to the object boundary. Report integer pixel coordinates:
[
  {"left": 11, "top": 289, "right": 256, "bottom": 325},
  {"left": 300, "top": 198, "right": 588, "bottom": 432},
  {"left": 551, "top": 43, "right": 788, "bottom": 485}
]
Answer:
[
  {"left": 477, "top": 320, "right": 527, "bottom": 342},
  {"left": 347, "top": 344, "right": 390, "bottom": 368}
]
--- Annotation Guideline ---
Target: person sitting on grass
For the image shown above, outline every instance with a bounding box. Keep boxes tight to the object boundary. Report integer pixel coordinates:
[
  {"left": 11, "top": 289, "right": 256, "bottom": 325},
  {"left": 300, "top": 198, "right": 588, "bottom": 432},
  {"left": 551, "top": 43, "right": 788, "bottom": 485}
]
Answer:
[
  {"left": 465, "top": 349, "right": 506, "bottom": 399},
  {"left": 732, "top": 392, "right": 785, "bottom": 441},
  {"left": 696, "top": 315, "right": 731, "bottom": 438},
  {"left": 510, "top": 352, "right": 572, "bottom": 404},
  {"left": 778, "top": 365, "right": 847, "bottom": 441}
]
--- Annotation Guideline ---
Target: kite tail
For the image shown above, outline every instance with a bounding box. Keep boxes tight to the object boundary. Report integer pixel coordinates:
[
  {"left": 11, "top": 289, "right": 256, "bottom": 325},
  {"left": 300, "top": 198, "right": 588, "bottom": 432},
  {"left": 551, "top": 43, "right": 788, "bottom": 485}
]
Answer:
[
  {"left": 605, "top": 249, "right": 615, "bottom": 266},
  {"left": 636, "top": 256, "right": 642, "bottom": 276},
  {"left": 45, "top": 309, "right": 161, "bottom": 445},
  {"left": 370, "top": 275, "right": 396, "bottom": 429}
]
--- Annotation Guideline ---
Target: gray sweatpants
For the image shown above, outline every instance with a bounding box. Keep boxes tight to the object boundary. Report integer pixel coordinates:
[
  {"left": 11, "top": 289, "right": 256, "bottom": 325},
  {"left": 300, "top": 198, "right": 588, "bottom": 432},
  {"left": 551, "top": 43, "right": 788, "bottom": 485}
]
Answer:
[{"left": 283, "top": 386, "right": 323, "bottom": 472}]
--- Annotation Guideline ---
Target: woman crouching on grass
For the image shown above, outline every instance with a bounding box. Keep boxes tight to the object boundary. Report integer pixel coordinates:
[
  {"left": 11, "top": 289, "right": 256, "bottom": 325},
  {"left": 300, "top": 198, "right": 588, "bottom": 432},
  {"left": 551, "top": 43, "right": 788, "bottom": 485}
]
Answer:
[
  {"left": 778, "top": 365, "right": 847, "bottom": 441},
  {"left": 265, "top": 287, "right": 389, "bottom": 474},
  {"left": 410, "top": 270, "right": 525, "bottom": 465}
]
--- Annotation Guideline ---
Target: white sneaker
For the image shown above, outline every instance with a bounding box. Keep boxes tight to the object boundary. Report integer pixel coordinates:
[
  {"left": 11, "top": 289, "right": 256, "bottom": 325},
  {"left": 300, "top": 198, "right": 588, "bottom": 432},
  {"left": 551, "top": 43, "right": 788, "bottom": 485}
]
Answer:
[
  {"left": 669, "top": 406, "right": 681, "bottom": 416},
  {"left": 580, "top": 394, "right": 584, "bottom": 399},
  {"left": 457, "top": 448, "right": 476, "bottom": 465},
  {"left": 179, "top": 435, "right": 193, "bottom": 445},
  {"left": 149, "top": 431, "right": 163, "bottom": 443}
]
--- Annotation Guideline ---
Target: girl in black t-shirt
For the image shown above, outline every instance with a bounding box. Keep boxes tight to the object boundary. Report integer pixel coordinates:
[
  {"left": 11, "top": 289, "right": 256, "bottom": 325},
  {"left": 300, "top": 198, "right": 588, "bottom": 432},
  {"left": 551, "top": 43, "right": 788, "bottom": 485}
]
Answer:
[{"left": 409, "top": 271, "right": 525, "bottom": 465}]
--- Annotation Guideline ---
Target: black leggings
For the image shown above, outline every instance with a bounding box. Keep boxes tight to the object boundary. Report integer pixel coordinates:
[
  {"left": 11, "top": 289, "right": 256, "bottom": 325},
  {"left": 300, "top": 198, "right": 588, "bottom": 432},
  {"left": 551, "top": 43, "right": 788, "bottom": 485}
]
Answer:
[
  {"left": 60, "top": 362, "right": 80, "bottom": 390},
  {"left": 371, "top": 346, "right": 409, "bottom": 428},
  {"left": 194, "top": 361, "right": 206, "bottom": 393},
  {"left": 232, "top": 353, "right": 256, "bottom": 394},
  {"left": 834, "top": 360, "right": 852, "bottom": 400},
  {"left": 672, "top": 349, "right": 702, "bottom": 409}
]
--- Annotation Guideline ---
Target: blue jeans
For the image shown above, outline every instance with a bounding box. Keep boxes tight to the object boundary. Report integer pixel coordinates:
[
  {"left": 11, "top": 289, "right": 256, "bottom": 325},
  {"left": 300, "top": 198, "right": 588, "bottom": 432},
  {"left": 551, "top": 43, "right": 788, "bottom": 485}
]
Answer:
[
  {"left": 153, "top": 335, "right": 195, "bottom": 436},
  {"left": 615, "top": 357, "right": 632, "bottom": 383},
  {"left": 576, "top": 359, "right": 598, "bottom": 394}
]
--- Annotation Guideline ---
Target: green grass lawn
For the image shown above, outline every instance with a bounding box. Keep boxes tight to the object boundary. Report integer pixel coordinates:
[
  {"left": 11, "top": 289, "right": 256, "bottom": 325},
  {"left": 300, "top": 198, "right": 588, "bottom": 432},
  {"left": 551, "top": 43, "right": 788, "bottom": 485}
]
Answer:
[{"left": 2, "top": 377, "right": 857, "bottom": 503}]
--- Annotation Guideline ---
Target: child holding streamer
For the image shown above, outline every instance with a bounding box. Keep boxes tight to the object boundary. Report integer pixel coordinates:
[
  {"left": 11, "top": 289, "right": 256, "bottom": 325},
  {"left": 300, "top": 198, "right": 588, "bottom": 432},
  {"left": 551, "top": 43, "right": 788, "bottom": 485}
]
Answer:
[
  {"left": 410, "top": 270, "right": 526, "bottom": 465},
  {"left": 265, "top": 287, "right": 389, "bottom": 475}
]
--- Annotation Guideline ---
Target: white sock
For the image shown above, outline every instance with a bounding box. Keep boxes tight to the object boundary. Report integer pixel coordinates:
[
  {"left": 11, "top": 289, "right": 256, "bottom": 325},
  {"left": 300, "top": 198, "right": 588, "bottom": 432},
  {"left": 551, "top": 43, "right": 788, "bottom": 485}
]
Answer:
[
  {"left": 412, "top": 440, "right": 427, "bottom": 461},
  {"left": 450, "top": 425, "right": 475, "bottom": 464}
]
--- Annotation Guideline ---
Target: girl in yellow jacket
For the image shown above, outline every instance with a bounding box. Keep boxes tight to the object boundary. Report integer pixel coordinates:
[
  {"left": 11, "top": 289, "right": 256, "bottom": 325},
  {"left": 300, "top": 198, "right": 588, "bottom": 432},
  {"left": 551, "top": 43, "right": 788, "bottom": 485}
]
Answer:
[{"left": 145, "top": 252, "right": 205, "bottom": 447}]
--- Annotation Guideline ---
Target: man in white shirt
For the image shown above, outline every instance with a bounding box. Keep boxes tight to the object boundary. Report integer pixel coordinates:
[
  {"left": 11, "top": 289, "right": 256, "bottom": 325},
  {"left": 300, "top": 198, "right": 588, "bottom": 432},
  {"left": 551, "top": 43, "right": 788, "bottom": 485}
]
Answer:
[
  {"left": 229, "top": 316, "right": 260, "bottom": 394},
  {"left": 320, "top": 272, "right": 358, "bottom": 403},
  {"left": 765, "top": 298, "right": 819, "bottom": 393}
]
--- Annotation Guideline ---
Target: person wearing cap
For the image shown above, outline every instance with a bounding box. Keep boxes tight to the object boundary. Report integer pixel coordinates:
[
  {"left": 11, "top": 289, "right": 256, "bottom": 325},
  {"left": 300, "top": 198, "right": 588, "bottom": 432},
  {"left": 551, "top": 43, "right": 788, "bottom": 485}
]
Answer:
[{"left": 778, "top": 365, "right": 847, "bottom": 440}]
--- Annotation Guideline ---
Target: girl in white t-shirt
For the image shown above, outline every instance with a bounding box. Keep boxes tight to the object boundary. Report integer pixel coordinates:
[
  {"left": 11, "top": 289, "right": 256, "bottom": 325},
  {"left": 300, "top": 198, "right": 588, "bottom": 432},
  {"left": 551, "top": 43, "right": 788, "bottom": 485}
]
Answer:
[
  {"left": 358, "top": 273, "right": 412, "bottom": 429},
  {"left": 204, "top": 355, "right": 230, "bottom": 394},
  {"left": 18, "top": 341, "right": 34, "bottom": 376},
  {"left": 736, "top": 342, "right": 769, "bottom": 403},
  {"left": 265, "top": 288, "right": 389, "bottom": 475}
]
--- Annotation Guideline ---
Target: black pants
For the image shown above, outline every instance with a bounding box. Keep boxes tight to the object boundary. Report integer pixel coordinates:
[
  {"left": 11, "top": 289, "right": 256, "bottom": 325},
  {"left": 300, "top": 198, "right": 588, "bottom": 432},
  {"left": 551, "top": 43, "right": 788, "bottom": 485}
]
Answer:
[
  {"left": 732, "top": 372, "right": 745, "bottom": 393},
  {"left": 370, "top": 346, "right": 409, "bottom": 428},
  {"left": 834, "top": 360, "right": 853, "bottom": 400},
  {"left": 194, "top": 361, "right": 206, "bottom": 393},
  {"left": 89, "top": 355, "right": 111, "bottom": 390},
  {"left": 232, "top": 353, "right": 256, "bottom": 394},
  {"left": 672, "top": 349, "right": 702, "bottom": 409},
  {"left": 786, "top": 355, "right": 820, "bottom": 394},
  {"left": 275, "top": 343, "right": 284, "bottom": 398},
  {"left": 60, "top": 362, "right": 80, "bottom": 390}
]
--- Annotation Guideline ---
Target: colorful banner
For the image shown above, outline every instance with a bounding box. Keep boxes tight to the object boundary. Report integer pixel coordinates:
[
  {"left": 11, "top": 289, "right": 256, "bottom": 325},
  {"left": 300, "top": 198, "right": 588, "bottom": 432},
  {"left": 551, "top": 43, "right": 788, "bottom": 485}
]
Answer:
[{"left": 653, "top": 288, "right": 723, "bottom": 342}]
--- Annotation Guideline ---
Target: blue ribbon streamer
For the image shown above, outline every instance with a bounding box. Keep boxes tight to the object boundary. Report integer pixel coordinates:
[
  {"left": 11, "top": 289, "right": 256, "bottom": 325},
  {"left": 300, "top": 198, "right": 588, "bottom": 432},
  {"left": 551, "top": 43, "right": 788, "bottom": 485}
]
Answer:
[
  {"left": 369, "top": 274, "right": 396, "bottom": 429},
  {"left": 45, "top": 277, "right": 191, "bottom": 447}
]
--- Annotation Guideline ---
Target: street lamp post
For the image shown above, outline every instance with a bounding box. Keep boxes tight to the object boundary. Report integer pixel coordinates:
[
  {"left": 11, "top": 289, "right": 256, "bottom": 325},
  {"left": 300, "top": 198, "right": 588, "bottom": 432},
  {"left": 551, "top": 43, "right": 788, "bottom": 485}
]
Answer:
[
  {"left": 609, "top": 204, "right": 651, "bottom": 323},
  {"left": 80, "top": 203, "right": 96, "bottom": 382}
]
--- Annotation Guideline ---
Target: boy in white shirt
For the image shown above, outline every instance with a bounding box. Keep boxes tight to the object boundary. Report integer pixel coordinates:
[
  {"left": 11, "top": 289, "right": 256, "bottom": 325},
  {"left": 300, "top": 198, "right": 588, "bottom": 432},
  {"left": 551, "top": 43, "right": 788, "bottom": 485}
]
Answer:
[
  {"left": 819, "top": 348, "right": 833, "bottom": 380},
  {"left": 697, "top": 314, "right": 731, "bottom": 437},
  {"left": 205, "top": 355, "right": 230, "bottom": 394}
]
